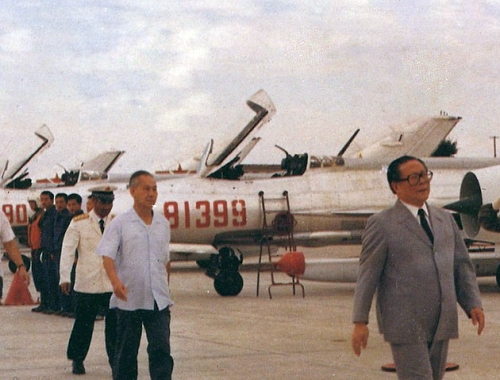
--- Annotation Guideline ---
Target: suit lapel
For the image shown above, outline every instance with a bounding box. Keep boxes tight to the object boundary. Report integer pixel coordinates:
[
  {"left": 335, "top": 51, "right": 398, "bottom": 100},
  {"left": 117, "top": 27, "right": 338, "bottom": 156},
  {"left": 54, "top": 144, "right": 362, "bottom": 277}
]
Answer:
[
  {"left": 428, "top": 205, "right": 445, "bottom": 246},
  {"left": 395, "top": 200, "right": 433, "bottom": 246}
]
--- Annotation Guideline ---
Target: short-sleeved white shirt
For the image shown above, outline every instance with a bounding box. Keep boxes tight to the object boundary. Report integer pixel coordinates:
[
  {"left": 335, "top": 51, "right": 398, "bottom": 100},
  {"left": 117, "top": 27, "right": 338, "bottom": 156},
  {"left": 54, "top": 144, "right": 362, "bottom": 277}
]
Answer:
[
  {"left": 97, "top": 208, "right": 173, "bottom": 311},
  {"left": 0, "top": 210, "right": 15, "bottom": 243}
]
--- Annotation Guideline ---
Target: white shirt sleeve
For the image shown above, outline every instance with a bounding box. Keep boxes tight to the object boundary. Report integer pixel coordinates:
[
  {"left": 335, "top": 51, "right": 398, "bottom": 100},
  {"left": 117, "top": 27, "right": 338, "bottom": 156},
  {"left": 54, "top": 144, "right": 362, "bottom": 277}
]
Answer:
[
  {"left": 59, "top": 220, "right": 78, "bottom": 285},
  {"left": 0, "top": 211, "right": 15, "bottom": 243}
]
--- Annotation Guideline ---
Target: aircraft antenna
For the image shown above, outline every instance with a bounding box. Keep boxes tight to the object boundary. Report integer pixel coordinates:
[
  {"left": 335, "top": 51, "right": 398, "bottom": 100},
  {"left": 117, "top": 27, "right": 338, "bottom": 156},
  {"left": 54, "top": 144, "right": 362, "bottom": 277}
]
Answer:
[{"left": 337, "top": 129, "right": 360, "bottom": 157}]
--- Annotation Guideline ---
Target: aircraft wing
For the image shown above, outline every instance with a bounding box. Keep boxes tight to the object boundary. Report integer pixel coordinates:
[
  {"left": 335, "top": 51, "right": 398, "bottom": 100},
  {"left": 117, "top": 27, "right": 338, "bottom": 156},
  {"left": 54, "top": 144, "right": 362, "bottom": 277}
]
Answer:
[
  {"left": 1, "top": 124, "right": 54, "bottom": 188},
  {"left": 197, "top": 89, "right": 276, "bottom": 178},
  {"left": 292, "top": 210, "right": 379, "bottom": 217},
  {"left": 212, "top": 227, "right": 366, "bottom": 249},
  {"left": 169, "top": 243, "right": 219, "bottom": 261}
]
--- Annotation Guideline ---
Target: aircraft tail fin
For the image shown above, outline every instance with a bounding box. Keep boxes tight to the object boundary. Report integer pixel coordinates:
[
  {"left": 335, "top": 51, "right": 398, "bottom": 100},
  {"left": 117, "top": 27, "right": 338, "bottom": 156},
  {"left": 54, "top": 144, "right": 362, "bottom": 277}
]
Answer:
[
  {"left": 353, "top": 114, "right": 461, "bottom": 159},
  {"left": 80, "top": 150, "right": 126, "bottom": 174},
  {"left": 57, "top": 150, "right": 127, "bottom": 186}
]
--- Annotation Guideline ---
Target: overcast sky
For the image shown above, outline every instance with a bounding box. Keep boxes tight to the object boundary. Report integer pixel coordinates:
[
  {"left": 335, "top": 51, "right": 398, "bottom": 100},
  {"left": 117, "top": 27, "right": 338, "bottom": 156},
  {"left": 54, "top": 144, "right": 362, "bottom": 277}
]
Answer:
[{"left": 2, "top": 1, "right": 500, "bottom": 177}]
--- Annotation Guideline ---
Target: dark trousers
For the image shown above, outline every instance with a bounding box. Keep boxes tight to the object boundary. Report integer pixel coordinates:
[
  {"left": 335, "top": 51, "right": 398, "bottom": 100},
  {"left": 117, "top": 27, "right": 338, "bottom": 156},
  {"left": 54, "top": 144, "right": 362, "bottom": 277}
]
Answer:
[
  {"left": 30, "top": 249, "right": 44, "bottom": 294},
  {"left": 32, "top": 249, "right": 49, "bottom": 306},
  {"left": 113, "top": 306, "right": 173, "bottom": 380},
  {"left": 41, "top": 251, "right": 61, "bottom": 310},
  {"left": 67, "top": 292, "right": 117, "bottom": 367}
]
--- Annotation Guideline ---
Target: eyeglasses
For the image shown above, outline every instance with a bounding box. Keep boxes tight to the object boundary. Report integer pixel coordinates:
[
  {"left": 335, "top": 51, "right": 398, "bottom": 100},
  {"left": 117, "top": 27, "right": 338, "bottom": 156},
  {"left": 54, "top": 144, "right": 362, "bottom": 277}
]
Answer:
[{"left": 397, "top": 170, "right": 433, "bottom": 186}]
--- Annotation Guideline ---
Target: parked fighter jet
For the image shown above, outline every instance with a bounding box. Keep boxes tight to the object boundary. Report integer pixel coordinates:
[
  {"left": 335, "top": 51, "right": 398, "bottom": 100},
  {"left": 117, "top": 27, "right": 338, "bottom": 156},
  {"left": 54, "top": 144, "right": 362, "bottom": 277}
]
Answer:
[
  {"left": 2, "top": 90, "right": 498, "bottom": 296},
  {"left": 168, "top": 110, "right": 462, "bottom": 177},
  {"left": 32, "top": 150, "right": 127, "bottom": 187},
  {"left": 273, "top": 161, "right": 500, "bottom": 289}
]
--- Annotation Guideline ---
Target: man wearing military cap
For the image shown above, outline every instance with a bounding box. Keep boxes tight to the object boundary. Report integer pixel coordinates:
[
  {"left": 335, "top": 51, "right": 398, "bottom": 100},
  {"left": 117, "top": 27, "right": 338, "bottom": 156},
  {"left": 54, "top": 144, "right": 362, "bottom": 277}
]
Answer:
[{"left": 59, "top": 185, "right": 118, "bottom": 375}]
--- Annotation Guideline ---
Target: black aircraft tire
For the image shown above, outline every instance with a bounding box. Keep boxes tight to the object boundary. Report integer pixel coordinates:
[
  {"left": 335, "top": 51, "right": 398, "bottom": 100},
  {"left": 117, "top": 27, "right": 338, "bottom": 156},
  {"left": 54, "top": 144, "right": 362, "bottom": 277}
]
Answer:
[
  {"left": 8, "top": 254, "right": 31, "bottom": 273},
  {"left": 196, "top": 259, "right": 211, "bottom": 269},
  {"left": 214, "top": 271, "right": 244, "bottom": 296},
  {"left": 496, "top": 265, "right": 500, "bottom": 288}
]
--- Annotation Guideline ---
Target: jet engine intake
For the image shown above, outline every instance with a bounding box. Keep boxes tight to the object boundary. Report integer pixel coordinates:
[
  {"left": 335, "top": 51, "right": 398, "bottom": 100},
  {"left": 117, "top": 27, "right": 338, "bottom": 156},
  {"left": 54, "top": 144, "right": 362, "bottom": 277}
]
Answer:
[
  {"left": 444, "top": 167, "right": 500, "bottom": 239},
  {"left": 444, "top": 171, "right": 482, "bottom": 238}
]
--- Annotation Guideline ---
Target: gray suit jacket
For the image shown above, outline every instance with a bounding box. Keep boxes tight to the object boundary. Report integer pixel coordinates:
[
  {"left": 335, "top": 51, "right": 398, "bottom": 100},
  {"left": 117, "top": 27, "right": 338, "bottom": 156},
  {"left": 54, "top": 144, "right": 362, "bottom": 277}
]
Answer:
[{"left": 352, "top": 200, "right": 482, "bottom": 344}]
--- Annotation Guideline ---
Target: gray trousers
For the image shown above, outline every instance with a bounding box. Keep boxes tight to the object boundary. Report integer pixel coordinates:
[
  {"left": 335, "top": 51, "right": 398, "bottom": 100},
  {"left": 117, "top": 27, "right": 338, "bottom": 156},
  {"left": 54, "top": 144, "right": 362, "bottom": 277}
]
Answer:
[{"left": 390, "top": 340, "right": 449, "bottom": 380}]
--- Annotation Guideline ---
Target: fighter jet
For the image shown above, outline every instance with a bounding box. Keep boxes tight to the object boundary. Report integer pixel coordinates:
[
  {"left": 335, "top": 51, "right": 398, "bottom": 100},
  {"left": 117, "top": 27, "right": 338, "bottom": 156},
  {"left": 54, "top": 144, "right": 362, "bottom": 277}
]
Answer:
[
  {"left": 3, "top": 90, "right": 499, "bottom": 297},
  {"left": 168, "top": 110, "right": 462, "bottom": 177}
]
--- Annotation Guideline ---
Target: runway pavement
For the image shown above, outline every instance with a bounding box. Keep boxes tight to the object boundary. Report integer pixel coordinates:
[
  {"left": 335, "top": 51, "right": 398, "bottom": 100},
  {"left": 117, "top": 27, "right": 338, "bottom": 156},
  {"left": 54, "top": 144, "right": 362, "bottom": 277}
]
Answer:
[{"left": 0, "top": 250, "right": 499, "bottom": 380}]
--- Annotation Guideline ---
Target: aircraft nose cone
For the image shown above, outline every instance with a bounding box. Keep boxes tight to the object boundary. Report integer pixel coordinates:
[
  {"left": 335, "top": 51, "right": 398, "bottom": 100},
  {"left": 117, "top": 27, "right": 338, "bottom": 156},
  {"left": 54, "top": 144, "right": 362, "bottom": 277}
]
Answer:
[{"left": 276, "top": 252, "right": 305, "bottom": 276}]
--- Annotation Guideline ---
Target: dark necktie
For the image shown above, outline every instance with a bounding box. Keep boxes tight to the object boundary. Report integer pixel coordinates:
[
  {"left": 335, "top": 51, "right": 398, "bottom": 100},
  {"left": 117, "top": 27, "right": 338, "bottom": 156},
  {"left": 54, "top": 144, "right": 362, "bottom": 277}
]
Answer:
[
  {"left": 99, "top": 219, "right": 105, "bottom": 234},
  {"left": 418, "top": 208, "right": 434, "bottom": 244}
]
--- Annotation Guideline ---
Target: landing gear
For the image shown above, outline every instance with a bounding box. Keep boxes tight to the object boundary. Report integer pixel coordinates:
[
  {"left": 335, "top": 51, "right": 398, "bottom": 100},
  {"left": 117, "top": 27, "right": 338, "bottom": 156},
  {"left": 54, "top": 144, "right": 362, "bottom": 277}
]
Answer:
[
  {"left": 214, "top": 271, "right": 244, "bottom": 297},
  {"left": 205, "top": 247, "right": 244, "bottom": 296},
  {"left": 8, "top": 254, "right": 31, "bottom": 273},
  {"left": 495, "top": 264, "right": 500, "bottom": 288}
]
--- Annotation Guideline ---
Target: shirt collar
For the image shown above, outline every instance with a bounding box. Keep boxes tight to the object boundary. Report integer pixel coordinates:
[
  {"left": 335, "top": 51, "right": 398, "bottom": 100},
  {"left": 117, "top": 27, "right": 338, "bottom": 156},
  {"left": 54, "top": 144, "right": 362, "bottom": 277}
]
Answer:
[
  {"left": 400, "top": 201, "right": 429, "bottom": 220},
  {"left": 90, "top": 209, "right": 109, "bottom": 223}
]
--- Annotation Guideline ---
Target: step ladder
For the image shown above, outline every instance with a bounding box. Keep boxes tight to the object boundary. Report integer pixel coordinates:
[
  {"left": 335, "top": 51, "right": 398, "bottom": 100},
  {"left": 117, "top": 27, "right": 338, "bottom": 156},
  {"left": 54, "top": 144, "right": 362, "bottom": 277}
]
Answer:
[{"left": 257, "top": 190, "right": 305, "bottom": 298}]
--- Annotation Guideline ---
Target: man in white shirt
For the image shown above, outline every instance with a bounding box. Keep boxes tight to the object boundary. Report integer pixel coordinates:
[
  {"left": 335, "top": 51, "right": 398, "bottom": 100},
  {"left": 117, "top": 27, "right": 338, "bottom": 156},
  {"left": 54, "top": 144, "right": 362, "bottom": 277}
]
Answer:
[
  {"left": 0, "top": 210, "right": 30, "bottom": 300},
  {"left": 98, "top": 170, "right": 174, "bottom": 380},
  {"left": 60, "top": 186, "right": 117, "bottom": 375}
]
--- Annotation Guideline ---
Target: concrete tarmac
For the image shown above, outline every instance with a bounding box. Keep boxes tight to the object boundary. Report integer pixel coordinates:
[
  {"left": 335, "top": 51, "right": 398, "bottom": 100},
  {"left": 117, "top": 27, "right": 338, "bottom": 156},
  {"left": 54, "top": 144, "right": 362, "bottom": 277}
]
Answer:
[{"left": 0, "top": 252, "right": 499, "bottom": 380}]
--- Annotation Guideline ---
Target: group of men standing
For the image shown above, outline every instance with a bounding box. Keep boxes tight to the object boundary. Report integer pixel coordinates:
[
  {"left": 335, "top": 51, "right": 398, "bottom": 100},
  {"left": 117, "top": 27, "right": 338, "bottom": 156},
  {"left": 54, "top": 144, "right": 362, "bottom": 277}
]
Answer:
[
  {"left": 23, "top": 170, "right": 174, "bottom": 379},
  {"left": 6, "top": 154, "right": 497, "bottom": 379},
  {"left": 29, "top": 191, "right": 76, "bottom": 314}
]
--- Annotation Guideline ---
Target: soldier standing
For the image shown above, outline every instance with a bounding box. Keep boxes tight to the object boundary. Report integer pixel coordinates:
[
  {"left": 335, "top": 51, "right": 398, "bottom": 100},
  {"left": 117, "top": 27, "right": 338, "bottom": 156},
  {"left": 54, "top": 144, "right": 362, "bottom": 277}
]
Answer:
[{"left": 60, "top": 186, "right": 117, "bottom": 375}]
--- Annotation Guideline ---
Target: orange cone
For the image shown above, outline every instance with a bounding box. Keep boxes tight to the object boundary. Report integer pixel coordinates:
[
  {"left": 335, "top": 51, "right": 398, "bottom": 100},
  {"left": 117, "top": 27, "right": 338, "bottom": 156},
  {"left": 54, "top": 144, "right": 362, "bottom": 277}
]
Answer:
[{"left": 4, "top": 271, "right": 36, "bottom": 306}]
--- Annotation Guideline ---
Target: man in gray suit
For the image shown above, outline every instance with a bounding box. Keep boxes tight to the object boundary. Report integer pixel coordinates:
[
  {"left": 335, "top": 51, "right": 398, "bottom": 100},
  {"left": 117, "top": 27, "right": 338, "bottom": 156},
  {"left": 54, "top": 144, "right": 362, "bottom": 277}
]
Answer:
[{"left": 351, "top": 155, "right": 485, "bottom": 380}]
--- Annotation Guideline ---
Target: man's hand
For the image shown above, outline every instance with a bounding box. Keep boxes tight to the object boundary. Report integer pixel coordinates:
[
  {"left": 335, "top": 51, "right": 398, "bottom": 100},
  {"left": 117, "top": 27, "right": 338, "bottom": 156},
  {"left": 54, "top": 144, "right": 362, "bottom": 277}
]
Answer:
[
  {"left": 17, "top": 266, "right": 30, "bottom": 287},
  {"left": 112, "top": 280, "right": 128, "bottom": 301},
  {"left": 60, "top": 282, "right": 71, "bottom": 296},
  {"left": 470, "top": 307, "right": 485, "bottom": 335},
  {"left": 3, "top": 240, "right": 31, "bottom": 286},
  {"left": 103, "top": 256, "right": 127, "bottom": 300},
  {"left": 351, "top": 322, "right": 369, "bottom": 356}
]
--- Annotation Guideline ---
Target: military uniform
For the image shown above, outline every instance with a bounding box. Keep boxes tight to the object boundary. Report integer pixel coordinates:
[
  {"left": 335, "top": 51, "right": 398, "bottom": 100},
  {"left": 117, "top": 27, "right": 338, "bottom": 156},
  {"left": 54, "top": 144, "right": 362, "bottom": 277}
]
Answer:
[
  {"left": 60, "top": 211, "right": 114, "bottom": 293},
  {"left": 59, "top": 187, "right": 117, "bottom": 373}
]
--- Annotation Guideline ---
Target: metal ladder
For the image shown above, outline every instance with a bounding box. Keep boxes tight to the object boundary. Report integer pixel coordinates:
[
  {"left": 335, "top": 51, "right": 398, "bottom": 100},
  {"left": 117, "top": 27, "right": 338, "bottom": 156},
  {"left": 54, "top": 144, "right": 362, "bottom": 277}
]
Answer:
[{"left": 257, "top": 190, "right": 305, "bottom": 298}]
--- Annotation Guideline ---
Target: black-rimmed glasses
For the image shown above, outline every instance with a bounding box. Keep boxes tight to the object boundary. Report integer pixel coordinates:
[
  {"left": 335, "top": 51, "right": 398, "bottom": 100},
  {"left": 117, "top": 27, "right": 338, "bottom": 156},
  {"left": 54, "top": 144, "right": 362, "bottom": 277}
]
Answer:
[{"left": 397, "top": 170, "right": 433, "bottom": 186}]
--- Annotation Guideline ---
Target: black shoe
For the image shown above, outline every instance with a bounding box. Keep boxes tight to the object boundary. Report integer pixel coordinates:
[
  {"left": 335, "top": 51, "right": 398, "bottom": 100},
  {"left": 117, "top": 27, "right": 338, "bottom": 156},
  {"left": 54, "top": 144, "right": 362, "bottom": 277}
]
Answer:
[
  {"left": 42, "top": 309, "right": 58, "bottom": 315},
  {"left": 31, "top": 305, "right": 46, "bottom": 313},
  {"left": 72, "top": 360, "right": 85, "bottom": 375}
]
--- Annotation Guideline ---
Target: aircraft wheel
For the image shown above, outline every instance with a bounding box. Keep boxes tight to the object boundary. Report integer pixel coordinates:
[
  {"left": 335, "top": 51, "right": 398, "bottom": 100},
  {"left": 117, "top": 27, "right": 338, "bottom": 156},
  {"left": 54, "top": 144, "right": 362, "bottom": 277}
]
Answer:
[
  {"left": 8, "top": 254, "right": 31, "bottom": 273},
  {"left": 496, "top": 265, "right": 500, "bottom": 288},
  {"left": 196, "top": 259, "right": 211, "bottom": 269},
  {"left": 214, "top": 271, "right": 244, "bottom": 296}
]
